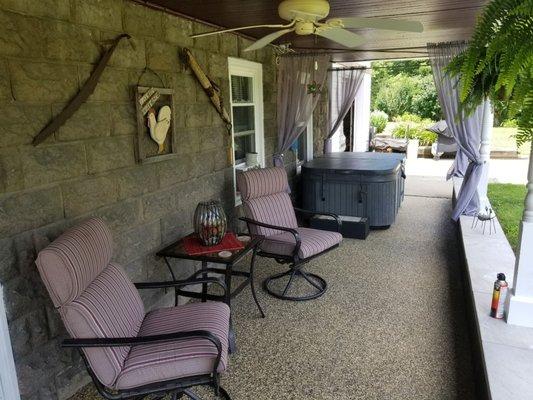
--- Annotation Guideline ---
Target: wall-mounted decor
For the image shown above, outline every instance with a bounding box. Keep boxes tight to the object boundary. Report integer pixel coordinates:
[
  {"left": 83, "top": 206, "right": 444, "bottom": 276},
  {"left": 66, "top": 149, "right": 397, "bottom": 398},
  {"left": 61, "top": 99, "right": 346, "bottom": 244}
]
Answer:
[
  {"left": 134, "top": 69, "right": 176, "bottom": 163},
  {"left": 33, "top": 34, "right": 132, "bottom": 146}
]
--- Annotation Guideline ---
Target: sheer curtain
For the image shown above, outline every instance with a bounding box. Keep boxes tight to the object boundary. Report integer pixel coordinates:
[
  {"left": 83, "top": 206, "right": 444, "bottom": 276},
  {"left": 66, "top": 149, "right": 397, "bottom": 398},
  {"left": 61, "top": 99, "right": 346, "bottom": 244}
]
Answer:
[
  {"left": 274, "top": 54, "right": 329, "bottom": 166},
  {"left": 324, "top": 68, "right": 366, "bottom": 153},
  {"left": 427, "top": 41, "right": 486, "bottom": 220}
]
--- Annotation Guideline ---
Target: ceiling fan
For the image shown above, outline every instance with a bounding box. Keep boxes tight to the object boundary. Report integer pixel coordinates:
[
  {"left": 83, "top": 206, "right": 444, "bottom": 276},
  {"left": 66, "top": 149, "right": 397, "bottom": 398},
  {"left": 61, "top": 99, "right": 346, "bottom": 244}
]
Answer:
[{"left": 191, "top": 0, "right": 423, "bottom": 51}]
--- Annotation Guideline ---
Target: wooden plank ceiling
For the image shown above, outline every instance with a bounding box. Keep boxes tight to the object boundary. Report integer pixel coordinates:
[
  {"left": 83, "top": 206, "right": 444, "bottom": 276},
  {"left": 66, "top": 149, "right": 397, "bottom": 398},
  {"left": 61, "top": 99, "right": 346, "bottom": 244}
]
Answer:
[{"left": 141, "top": 0, "right": 489, "bottom": 61}]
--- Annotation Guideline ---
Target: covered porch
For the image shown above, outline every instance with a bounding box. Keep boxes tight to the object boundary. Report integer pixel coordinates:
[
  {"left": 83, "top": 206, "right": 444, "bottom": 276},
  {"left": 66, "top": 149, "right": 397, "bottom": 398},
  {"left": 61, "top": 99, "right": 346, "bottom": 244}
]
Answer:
[{"left": 0, "top": 0, "right": 532, "bottom": 400}]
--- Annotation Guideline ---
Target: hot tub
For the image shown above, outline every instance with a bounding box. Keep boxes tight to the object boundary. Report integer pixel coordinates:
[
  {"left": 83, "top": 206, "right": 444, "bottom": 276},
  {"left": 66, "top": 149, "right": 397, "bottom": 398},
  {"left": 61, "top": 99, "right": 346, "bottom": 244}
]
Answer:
[{"left": 301, "top": 152, "right": 405, "bottom": 228}]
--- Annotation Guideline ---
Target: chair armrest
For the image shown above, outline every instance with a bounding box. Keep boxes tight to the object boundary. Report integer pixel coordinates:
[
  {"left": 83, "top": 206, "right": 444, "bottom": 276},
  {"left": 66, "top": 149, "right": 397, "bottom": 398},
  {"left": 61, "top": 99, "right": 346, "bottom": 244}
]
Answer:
[
  {"left": 134, "top": 277, "right": 227, "bottom": 296},
  {"left": 293, "top": 208, "right": 342, "bottom": 232},
  {"left": 239, "top": 217, "right": 301, "bottom": 258},
  {"left": 62, "top": 330, "right": 223, "bottom": 374}
]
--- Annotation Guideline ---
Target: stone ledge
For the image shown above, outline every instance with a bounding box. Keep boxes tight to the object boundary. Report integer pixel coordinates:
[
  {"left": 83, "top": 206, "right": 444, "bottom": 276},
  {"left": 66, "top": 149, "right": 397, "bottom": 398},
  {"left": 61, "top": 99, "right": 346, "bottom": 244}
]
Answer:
[{"left": 454, "top": 177, "right": 533, "bottom": 400}]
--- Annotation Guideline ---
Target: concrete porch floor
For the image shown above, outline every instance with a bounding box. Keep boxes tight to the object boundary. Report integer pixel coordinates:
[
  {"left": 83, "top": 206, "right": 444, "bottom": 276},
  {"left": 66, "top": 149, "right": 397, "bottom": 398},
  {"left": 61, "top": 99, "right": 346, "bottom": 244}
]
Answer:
[{"left": 72, "top": 175, "right": 476, "bottom": 400}]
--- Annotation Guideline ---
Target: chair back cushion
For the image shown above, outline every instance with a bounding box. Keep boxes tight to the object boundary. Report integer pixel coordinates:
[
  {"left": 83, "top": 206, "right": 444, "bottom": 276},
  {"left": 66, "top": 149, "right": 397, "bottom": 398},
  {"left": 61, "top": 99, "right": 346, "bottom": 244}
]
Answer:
[
  {"left": 35, "top": 218, "right": 145, "bottom": 388},
  {"left": 237, "top": 167, "right": 298, "bottom": 236}
]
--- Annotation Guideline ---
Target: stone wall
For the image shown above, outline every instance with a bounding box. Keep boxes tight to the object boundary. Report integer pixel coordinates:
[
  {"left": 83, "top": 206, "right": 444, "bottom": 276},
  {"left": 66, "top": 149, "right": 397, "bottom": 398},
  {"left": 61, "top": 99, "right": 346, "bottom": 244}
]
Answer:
[{"left": 0, "top": 1, "right": 329, "bottom": 398}]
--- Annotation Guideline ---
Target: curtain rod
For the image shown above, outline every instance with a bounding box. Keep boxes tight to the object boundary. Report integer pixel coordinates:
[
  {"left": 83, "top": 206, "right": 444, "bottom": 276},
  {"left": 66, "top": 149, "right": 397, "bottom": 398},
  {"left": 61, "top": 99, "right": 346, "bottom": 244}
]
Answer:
[{"left": 328, "top": 60, "right": 430, "bottom": 72}]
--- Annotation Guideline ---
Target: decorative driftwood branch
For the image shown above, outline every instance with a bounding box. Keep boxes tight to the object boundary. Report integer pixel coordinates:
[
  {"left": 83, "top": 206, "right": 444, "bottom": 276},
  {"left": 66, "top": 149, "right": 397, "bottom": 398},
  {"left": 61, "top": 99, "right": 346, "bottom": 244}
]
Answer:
[
  {"left": 32, "top": 33, "right": 132, "bottom": 146},
  {"left": 181, "top": 48, "right": 232, "bottom": 133}
]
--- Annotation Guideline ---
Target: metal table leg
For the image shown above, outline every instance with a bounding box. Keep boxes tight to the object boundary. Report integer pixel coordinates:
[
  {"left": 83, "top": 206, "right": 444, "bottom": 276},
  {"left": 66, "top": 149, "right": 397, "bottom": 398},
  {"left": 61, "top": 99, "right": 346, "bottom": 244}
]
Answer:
[
  {"left": 201, "top": 261, "right": 208, "bottom": 302},
  {"left": 163, "top": 257, "right": 179, "bottom": 306},
  {"left": 225, "top": 263, "right": 236, "bottom": 353},
  {"left": 250, "top": 247, "right": 265, "bottom": 318}
]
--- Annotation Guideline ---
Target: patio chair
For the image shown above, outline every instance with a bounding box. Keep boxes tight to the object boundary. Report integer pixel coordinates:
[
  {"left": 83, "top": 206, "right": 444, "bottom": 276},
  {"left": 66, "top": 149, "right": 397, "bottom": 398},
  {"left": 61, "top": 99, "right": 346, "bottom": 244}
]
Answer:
[
  {"left": 237, "top": 167, "right": 342, "bottom": 301},
  {"left": 35, "top": 218, "right": 231, "bottom": 400}
]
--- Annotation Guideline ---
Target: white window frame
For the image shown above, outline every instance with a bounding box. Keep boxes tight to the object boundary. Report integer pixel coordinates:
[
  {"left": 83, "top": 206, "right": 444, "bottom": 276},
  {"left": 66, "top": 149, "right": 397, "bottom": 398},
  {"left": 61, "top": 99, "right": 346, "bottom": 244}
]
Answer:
[{"left": 228, "top": 57, "right": 265, "bottom": 205}]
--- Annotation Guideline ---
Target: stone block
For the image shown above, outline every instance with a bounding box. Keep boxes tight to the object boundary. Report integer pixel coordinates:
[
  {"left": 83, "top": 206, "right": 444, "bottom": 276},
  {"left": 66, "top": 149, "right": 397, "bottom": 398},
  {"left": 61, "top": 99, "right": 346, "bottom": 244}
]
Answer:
[
  {"left": 172, "top": 126, "right": 201, "bottom": 155},
  {"left": 123, "top": 2, "right": 162, "bottom": 38},
  {"left": 9, "top": 308, "right": 48, "bottom": 358},
  {"left": 62, "top": 175, "right": 118, "bottom": 218},
  {"left": 184, "top": 104, "right": 212, "bottom": 128},
  {"left": 104, "top": 34, "right": 146, "bottom": 69},
  {"left": 83, "top": 198, "right": 142, "bottom": 234},
  {"left": 54, "top": 103, "right": 111, "bottom": 141},
  {"left": 141, "top": 187, "right": 177, "bottom": 221},
  {"left": 0, "top": 60, "right": 12, "bottom": 102},
  {"left": 42, "top": 20, "right": 100, "bottom": 63},
  {"left": 219, "top": 33, "right": 238, "bottom": 55},
  {"left": 22, "top": 142, "right": 87, "bottom": 187},
  {"left": 0, "top": 104, "right": 52, "bottom": 148},
  {"left": 199, "top": 126, "right": 225, "bottom": 153},
  {"left": 162, "top": 13, "right": 193, "bottom": 46},
  {"left": 86, "top": 136, "right": 135, "bottom": 174},
  {"left": 0, "top": 11, "right": 44, "bottom": 58},
  {"left": 0, "top": 147, "right": 23, "bottom": 193},
  {"left": 0, "top": 0, "right": 71, "bottom": 20},
  {"left": 3, "top": 276, "right": 35, "bottom": 322},
  {"left": 160, "top": 211, "right": 192, "bottom": 245},
  {"left": 192, "top": 22, "right": 219, "bottom": 52},
  {"left": 0, "top": 237, "right": 17, "bottom": 283},
  {"left": 72, "top": 0, "right": 122, "bottom": 31},
  {"left": 170, "top": 72, "right": 197, "bottom": 107},
  {"left": 146, "top": 40, "right": 179, "bottom": 72},
  {"left": 78, "top": 65, "right": 131, "bottom": 103},
  {"left": 112, "top": 103, "right": 137, "bottom": 136},
  {"left": 208, "top": 53, "right": 229, "bottom": 80},
  {"left": 117, "top": 164, "right": 159, "bottom": 199},
  {"left": 157, "top": 155, "right": 195, "bottom": 187},
  {"left": 10, "top": 61, "right": 79, "bottom": 102},
  {"left": 113, "top": 220, "right": 161, "bottom": 265}
]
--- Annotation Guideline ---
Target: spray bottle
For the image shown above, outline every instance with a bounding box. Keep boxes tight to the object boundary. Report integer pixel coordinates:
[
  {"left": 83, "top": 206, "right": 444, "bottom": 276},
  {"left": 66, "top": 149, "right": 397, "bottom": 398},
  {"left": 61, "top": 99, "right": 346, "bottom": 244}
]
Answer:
[{"left": 490, "top": 273, "right": 508, "bottom": 319}]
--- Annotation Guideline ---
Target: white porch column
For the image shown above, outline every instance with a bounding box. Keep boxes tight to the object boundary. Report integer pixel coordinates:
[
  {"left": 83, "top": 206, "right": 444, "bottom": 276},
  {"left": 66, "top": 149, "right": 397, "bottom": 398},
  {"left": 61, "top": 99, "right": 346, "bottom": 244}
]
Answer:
[
  {"left": 477, "top": 100, "right": 494, "bottom": 217},
  {"left": 0, "top": 285, "right": 21, "bottom": 400},
  {"left": 506, "top": 144, "right": 533, "bottom": 327},
  {"left": 353, "top": 63, "right": 371, "bottom": 152}
]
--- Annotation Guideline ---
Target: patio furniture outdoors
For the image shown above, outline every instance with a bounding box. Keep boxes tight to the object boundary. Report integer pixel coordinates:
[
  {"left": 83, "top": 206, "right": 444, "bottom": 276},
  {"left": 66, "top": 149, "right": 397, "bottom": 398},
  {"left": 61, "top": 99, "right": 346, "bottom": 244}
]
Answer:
[
  {"left": 157, "top": 232, "right": 266, "bottom": 352},
  {"left": 426, "top": 120, "right": 458, "bottom": 159},
  {"left": 237, "top": 167, "right": 343, "bottom": 301},
  {"left": 35, "top": 218, "right": 232, "bottom": 400}
]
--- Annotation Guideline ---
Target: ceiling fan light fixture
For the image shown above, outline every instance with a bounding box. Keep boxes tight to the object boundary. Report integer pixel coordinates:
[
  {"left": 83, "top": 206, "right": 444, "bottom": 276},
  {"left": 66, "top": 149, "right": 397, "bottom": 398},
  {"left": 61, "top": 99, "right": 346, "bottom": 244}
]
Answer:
[{"left": 278, "top": 0, "right": 330, "bottom": 21}]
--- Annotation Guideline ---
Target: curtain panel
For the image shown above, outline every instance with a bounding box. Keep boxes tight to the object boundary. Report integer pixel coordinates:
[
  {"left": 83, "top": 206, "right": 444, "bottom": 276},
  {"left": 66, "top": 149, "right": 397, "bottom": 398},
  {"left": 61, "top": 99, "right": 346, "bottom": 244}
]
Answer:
[
  {"left": 427, "top": 41, "right": 486, "bottom": 220},
  {"left": 324, "top": 68, "right": 366, "bottom": 153},
  {"left": 274, "top": 54, "right": 330, "bottom": 167}
]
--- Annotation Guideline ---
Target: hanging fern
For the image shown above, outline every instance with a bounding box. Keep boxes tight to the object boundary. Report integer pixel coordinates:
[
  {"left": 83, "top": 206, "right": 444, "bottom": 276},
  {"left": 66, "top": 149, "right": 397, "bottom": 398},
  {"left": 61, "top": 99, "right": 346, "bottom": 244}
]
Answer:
[{"left": 447, "top": 0, "right": 533, "bottom": 146}]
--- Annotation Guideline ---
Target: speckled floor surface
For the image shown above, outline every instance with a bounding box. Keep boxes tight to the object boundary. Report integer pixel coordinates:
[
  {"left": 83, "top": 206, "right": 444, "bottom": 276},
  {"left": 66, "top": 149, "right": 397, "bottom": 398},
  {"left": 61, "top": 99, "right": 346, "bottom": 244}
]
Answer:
[{"left": 71, "top": 178, "right": 476, "bottom": 400}]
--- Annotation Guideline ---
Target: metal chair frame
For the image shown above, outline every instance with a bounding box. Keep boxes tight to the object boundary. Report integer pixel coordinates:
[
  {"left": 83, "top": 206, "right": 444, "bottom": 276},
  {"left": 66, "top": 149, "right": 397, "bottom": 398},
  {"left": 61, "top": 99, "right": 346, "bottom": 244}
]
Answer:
[
  {"left": 62, "top": 276, "right": 232, "bottom": 400},
  {"left": 241, "top": 208, "right": 341, "bottom": 301}
]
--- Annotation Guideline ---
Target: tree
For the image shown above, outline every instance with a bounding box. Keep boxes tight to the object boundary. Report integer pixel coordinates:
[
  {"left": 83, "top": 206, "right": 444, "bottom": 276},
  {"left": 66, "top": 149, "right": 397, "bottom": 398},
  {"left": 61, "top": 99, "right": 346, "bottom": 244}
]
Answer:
[{"left": 447, "top": 0, "right": 533, "bottom": 145}]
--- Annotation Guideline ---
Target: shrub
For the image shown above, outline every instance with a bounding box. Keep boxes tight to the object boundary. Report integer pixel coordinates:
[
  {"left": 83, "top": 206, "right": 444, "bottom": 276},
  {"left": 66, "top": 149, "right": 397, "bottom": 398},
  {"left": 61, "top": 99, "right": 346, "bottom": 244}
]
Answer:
[
  {"left": 391, "top": 120, "right": 437, "bottom": 146},
  {"left": 370, "top": 110, "right": 389, "bottom": 133},
  {"left": 502, "top": 119, "right": 518, "bottom": 128}
]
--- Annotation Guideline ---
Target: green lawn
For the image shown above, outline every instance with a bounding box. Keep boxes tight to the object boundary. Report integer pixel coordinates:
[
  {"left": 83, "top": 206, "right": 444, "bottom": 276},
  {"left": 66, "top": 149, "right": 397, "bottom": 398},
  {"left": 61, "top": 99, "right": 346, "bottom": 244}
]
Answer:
[
  {"left": 488, "top": 183, "right": 526, "bottom": 252},
  {"left": 491, "top": 127, "right": 531, "bottom": 157}
]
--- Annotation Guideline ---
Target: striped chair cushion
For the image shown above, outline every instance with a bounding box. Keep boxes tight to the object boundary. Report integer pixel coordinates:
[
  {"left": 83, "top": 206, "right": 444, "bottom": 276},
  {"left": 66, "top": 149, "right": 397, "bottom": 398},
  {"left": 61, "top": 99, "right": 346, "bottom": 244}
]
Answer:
[
  {"left": 60, "top": 263, "right": 145, "bottom": 387},
  {"left": 260, "top": 227, "right": 342, "bottom": 259},
  {"left": 114, "top": 302, "right": 230, "bottom": 390},
  {"left": 243, "top": 192, "right": 298, "bottom": 237},
  {"left": 36, "top": 218, "right": 113, "bottom": 307},
  {"left": 237, "top": 167, "right": 288, "bottom": 200}
]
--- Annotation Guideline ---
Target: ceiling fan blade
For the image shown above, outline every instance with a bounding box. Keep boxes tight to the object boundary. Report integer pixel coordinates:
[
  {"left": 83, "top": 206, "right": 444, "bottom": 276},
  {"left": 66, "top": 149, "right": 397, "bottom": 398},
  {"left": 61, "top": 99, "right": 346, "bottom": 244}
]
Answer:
[
  {"left": 337, "top": 17, "right": 423, "bottom": 32},
  {"left": 191, "top": 22, "right": 295, "bottom": 38},
  {"left": 316, "top": 28, "right": 365, "bottom": 48},
  {"left": 244, "top": 28, "right": 295, "bottom": 51}
]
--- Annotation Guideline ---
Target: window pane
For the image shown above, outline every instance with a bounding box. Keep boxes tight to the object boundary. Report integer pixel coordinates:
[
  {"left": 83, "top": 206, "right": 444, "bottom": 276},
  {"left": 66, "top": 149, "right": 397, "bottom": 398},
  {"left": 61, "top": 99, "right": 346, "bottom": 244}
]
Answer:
[
  {"left": 234, "top": 134, "right": 255, "bottom": 162},
  {"left": 232, "top": 106, "right": 255, "bottom": 133},
  {"left": 231, "top": 75, "right": 253, "bottom": 103}
]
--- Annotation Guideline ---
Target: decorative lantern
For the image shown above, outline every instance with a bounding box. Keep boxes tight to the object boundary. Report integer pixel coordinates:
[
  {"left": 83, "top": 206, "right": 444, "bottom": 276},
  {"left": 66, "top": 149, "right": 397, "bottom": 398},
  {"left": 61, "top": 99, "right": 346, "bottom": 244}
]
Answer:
[{"left": 193, "top": 201, "right": 227, "bottom": 246}]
